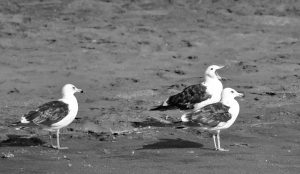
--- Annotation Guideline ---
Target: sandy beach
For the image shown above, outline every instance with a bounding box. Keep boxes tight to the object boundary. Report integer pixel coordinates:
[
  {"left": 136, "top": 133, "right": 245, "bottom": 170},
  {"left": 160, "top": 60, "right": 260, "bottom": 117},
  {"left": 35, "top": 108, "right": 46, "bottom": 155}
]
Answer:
[{"left": 0, "top": 0, "right": 300, "bottom": 173}]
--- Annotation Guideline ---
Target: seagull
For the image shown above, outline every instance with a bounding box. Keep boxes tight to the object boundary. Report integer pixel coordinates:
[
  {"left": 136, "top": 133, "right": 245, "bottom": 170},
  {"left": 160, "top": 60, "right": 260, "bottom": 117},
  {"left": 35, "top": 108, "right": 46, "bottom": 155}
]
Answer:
[
  {"left": 150, "top": 65, "right": 224, "bottom": 111},
  {"left": 180, "top": 88, "right": 244, "bottom": 151},
  {"left": 11, "top": 84, "right": 84, "bottom": 149}
]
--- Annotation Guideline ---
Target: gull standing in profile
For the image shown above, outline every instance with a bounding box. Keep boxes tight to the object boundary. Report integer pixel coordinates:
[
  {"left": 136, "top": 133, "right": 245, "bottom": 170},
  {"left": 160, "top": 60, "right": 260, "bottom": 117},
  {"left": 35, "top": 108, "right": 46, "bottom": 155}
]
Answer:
[
  {"left": 180, "top": 88, "right": 244, "bottom": 151},
  {"left": 11, "top": 84, "right": 84, "bottom": 149},
  {"left": 150, "top": 65, "right": 224, "bottom": 111}
]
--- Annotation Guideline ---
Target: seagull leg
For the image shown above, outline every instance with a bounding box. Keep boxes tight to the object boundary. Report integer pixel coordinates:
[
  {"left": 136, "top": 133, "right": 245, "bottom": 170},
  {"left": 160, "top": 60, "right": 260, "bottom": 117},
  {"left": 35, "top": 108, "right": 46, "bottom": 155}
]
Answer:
[
  {"left": 212, "top": 134, "right": 218, "bottom": 150},
  {"left": 55, "top": 129, "right": 68, "bottom": 150},
  {"left": 49, "top": 132, "right": 55, "bottom": 148},
  {"left": 50, "top": 130, "right": 59, "bottom": 149},
  {"left": 50, "top": 129, "right": 68, "bottom": 150},
  {"left": 216, "top": 130, "right": 229, "bottom": 152}
]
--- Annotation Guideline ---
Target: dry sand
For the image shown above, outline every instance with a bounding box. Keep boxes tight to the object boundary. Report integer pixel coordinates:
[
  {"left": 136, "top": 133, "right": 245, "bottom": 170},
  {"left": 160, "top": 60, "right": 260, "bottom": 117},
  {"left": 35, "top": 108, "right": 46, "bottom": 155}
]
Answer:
[{"left": 0, "top": 0, "right": 300, "bottom": 173}]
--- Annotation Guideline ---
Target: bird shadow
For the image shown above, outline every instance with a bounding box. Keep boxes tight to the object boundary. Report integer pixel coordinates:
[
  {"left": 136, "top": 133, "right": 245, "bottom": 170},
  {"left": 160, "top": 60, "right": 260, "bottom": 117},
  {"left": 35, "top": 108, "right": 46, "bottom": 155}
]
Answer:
[
  {"left": 0, "top": 134, "right": 46, "bottom": 147},
  {"left": 138, "top": 138, "right": 205, "bottom": 150}
]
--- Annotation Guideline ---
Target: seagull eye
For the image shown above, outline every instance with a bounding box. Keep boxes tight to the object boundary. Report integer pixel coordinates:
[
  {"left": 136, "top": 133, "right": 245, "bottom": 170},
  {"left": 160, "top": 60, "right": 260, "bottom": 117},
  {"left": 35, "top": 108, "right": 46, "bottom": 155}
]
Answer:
[
  {"left": 210, "top": 68, "right": 213, "bottom": 70},
  {"left": 72, "top": 86, "right": 75, "bottom": 90},
  {"left": 231, "top": 91, "right": 234, "bottom": 93}
]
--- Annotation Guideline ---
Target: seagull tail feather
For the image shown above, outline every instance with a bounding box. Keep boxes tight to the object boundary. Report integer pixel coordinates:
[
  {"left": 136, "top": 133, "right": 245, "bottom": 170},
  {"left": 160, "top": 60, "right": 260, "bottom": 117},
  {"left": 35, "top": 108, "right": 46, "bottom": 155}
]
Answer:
[
  {"left": 150, "top": 99, "right": 174, "bottom": 111},
  {"left": 9, "top": 121, "right": 22, "bottom": 127},
  {"left": 149, "top": 104, "right": 175, "bottom": 111},
  {"left": 181, "top": 112, "right": 193, "bottom": 122},
  {"left": 9, "top": 121, "right": 35, "bottom": 130},
  {"left": 8, "top": 121, "right": 25, "bottom": 130}
]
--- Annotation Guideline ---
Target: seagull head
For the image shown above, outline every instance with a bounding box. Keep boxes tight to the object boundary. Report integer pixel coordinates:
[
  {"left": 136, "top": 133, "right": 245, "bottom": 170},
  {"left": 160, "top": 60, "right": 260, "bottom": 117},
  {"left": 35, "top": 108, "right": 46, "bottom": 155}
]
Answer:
[
  {"left": 205, "top": 65, "right": 224, "bottom": 80},
  {"left": 62, "top": 84, "right": 84, "bottom": 97},
  {"left": 221, "top": 88, "right": 244, "bottom": 100}
]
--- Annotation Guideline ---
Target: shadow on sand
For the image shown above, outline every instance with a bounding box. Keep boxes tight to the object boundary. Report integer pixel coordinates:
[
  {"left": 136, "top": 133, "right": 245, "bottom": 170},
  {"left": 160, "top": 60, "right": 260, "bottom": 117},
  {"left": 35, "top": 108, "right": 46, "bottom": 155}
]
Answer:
[
  {"left": 0, "top": 134, "right": 45, "bottom": 147},
  {"left": 140, "top": 138, "right": 204, "bottom": 149}
]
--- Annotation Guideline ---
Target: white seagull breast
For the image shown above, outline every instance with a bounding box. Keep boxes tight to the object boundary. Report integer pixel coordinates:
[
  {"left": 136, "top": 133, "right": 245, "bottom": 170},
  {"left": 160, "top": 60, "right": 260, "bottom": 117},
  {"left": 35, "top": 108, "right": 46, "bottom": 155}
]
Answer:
[
  {"left": 50, "top": 96, "right": 78, "bottom": 130},
  {"left": 204, "top": 79, "right": 223, "bottom": 102},
  {"left": 214, "top": 99, "right": 240, "bottom": 130},
  {"left": 194, "top": 78, "right": 223, "bottom": 110}
]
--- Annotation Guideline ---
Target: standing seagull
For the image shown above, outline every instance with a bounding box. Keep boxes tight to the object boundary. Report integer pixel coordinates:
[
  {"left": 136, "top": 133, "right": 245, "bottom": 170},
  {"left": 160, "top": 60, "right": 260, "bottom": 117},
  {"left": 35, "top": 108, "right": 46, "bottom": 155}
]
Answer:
[
  {"left": 180, "top": 88, "right": 244, "bottom": 151},
  {"left": 150, "top": 65, "right": 224, "bottom": 111},
  {"left": 11, "top": 84, "right": 83, "bottom": 149}
]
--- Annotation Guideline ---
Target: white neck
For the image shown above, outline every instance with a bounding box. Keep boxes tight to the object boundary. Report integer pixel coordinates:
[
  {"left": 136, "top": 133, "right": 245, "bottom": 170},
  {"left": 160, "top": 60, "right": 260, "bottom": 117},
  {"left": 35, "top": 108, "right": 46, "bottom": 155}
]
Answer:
[
  {"left": 204, "top": 74, "right": 217, "bottom": 81},
  {"left": 221, "top": 96, "right": 234, "bottom": 106},
  {"left": 60, "top": 94, "right": 78, "bottom": 106}
]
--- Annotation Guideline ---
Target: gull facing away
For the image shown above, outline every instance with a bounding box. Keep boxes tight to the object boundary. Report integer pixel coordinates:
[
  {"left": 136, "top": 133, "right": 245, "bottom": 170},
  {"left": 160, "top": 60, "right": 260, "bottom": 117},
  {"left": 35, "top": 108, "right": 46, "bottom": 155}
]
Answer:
[
  {"left": 150, "top": 65, "right": 224, "bottom": 111},
  {"left": 180, "top": 88, "right": 244, "bottom": 151},
  {"left": 11, "top": 84, "right": 83, "bottom": 149}
]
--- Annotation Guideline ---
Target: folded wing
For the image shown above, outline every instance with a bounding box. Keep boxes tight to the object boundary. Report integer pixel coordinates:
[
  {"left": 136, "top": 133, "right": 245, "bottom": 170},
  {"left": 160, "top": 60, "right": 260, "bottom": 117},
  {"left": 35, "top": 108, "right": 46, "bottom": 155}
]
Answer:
[
  {"left": 24, "top": 101, "right": 69, "bottom": 127},
  {"left": 167, "top": 84, "right": 211, "bottom": 110},
  {"left": 184, "top": 102, "right": 231, "bottom": 127}
]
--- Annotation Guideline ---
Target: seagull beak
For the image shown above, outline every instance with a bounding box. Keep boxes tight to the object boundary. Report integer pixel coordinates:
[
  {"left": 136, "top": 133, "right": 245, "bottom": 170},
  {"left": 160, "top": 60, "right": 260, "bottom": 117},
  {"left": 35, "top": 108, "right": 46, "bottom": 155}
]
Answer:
[
  {"left": 215, "top": 65, "right": 225, "bottom": 80},
  {"left": 76, "top": 88, "right": 84, "bottom": 93},
  {"left": 216, "top": 65, "right": 225, "bottom": 69},
  {"left": 237, "top": 92, "right": 245, "bottom": 98}
]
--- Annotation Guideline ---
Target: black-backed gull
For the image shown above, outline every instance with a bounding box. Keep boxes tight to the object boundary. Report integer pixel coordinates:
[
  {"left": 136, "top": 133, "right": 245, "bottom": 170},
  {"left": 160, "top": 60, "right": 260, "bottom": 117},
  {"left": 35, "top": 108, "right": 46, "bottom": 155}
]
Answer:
[
  {"left": 150, "top": 65, "right": 224, "bottom": 111},
  {"left": 11, "top": 84, "right": 83, "bottom": 149},
  {"left": 180, "top": 88, "right": 244, "bottom": 151}
]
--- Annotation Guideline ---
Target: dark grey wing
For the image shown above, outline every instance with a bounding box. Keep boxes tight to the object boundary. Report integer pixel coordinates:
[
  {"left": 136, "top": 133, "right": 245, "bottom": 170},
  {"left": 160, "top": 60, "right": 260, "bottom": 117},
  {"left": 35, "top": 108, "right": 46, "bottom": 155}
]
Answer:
[
  {"left": 185, "top": 103, "right": 231, "bottom": 127},
  {"left": 24, "top": 101, "right": 69, "bottom": 126},
  {"left": 167, "top": 84, "right": 211, "bottom": 110}
]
